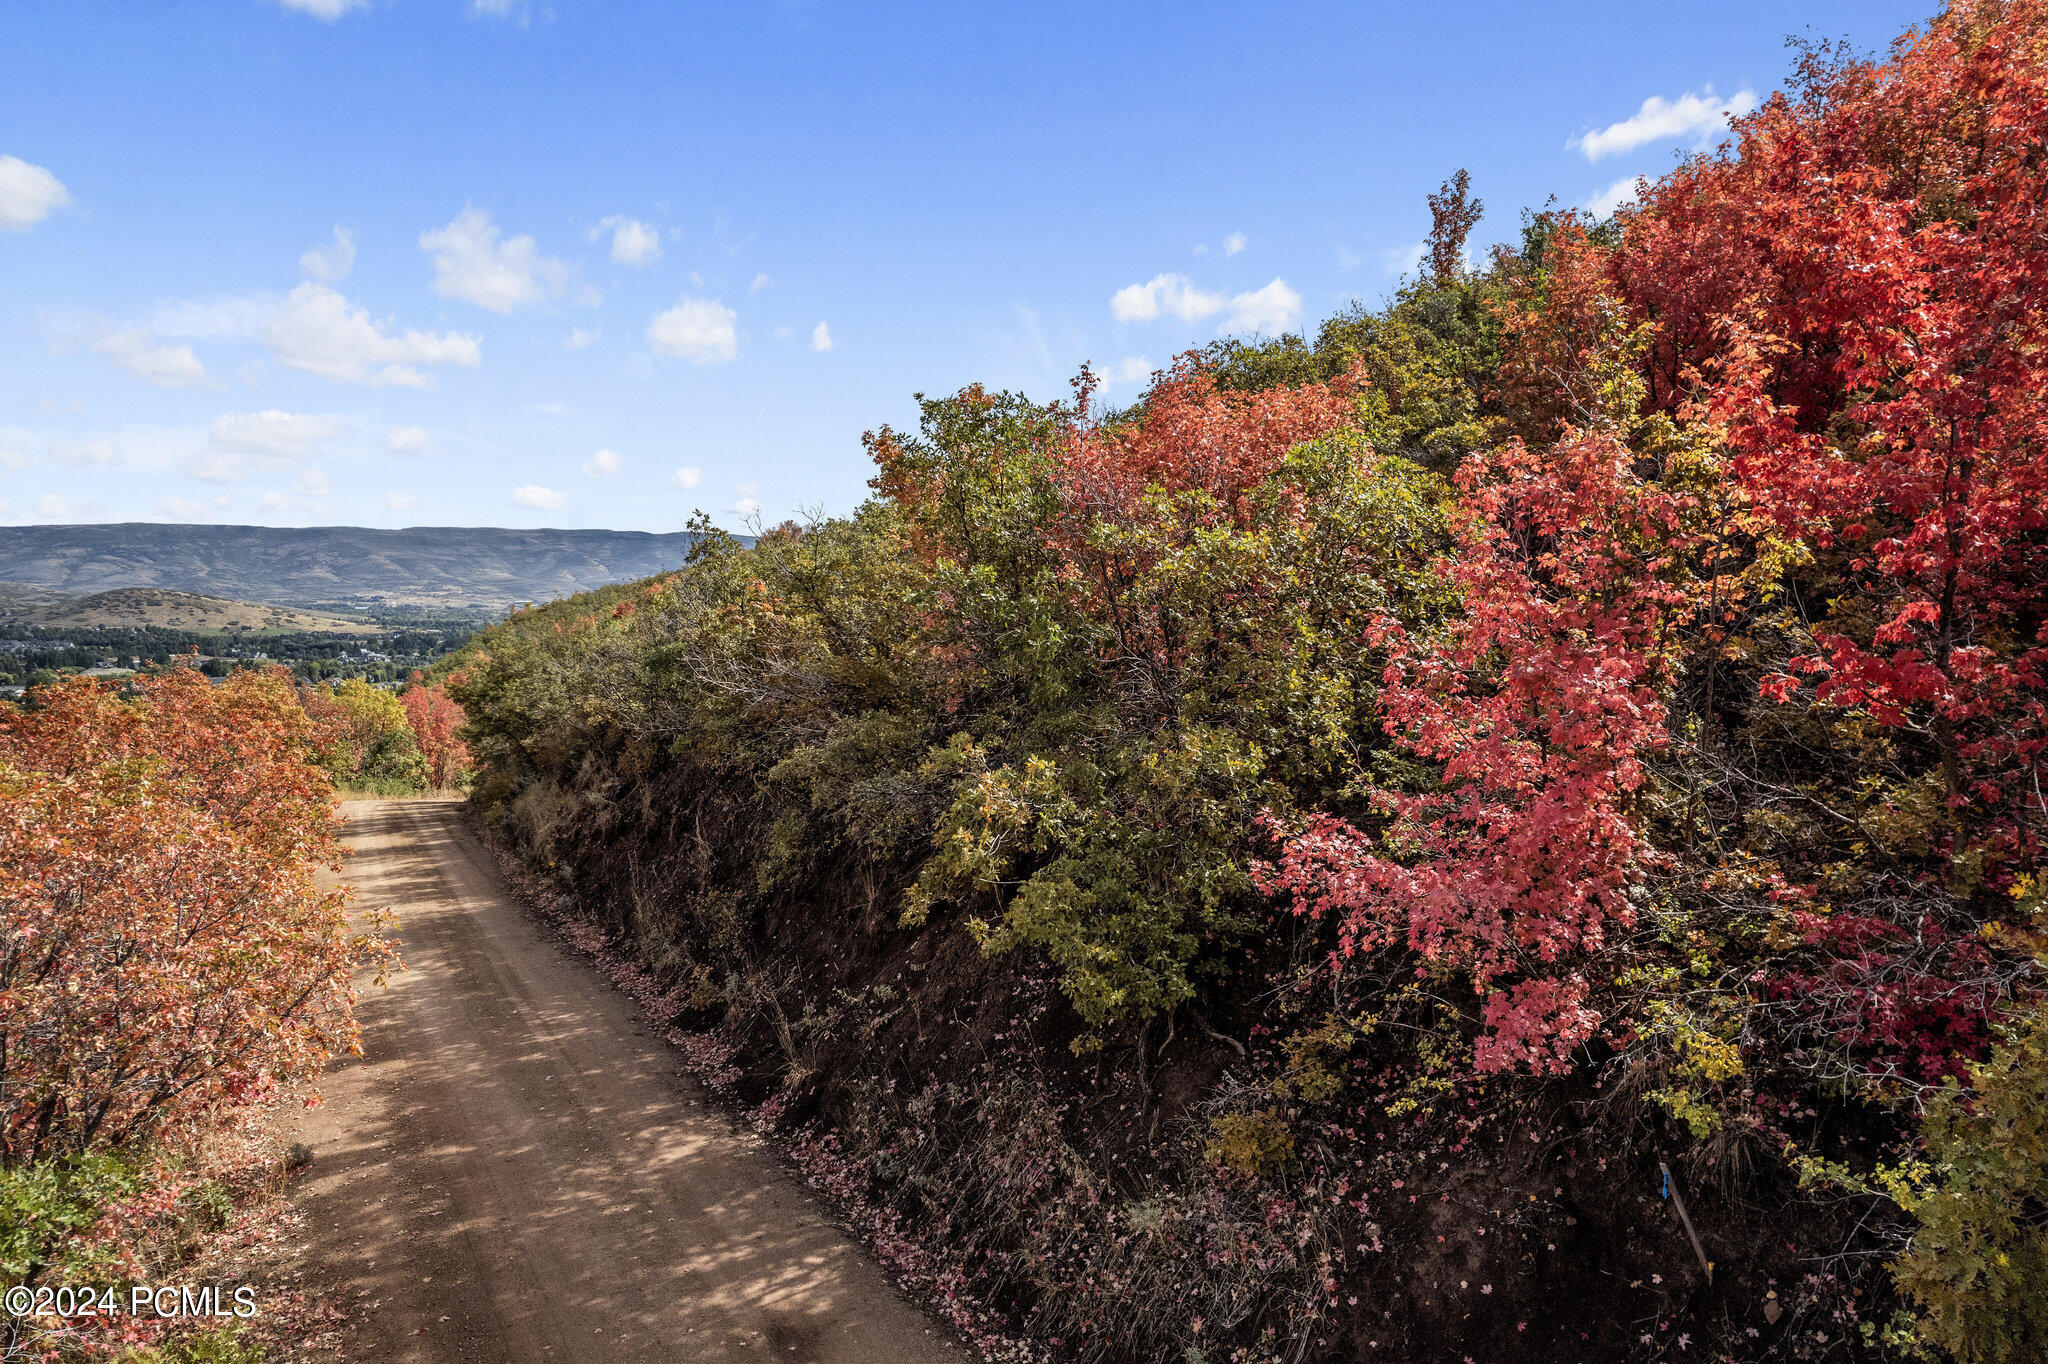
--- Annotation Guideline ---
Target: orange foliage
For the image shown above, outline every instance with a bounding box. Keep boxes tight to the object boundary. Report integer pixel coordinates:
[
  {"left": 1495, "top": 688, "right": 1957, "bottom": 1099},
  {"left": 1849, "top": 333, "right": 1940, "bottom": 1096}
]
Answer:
[
  {"left": 0, "top": 670, "right": 389, "bottom": 1165},
  {"left": 402, "top": 673, "right": 472, "bottom": 788}
]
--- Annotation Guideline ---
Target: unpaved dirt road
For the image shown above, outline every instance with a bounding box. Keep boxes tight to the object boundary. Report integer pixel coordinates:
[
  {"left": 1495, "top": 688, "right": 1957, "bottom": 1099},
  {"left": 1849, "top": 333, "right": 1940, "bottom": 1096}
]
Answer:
[{"left": 287, "top": 799, "right": 961, "bottom": 1363}]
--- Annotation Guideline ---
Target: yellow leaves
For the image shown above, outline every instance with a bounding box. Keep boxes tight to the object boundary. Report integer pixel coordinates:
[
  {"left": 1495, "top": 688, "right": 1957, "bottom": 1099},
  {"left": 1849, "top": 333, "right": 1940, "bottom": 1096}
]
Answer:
[
  {"left": 1272, "top": 1014, "right": 1355, "bottom": 1104},
  {"left": 1204, "top": 1109, "right": 1296, "bottom": 1177}
]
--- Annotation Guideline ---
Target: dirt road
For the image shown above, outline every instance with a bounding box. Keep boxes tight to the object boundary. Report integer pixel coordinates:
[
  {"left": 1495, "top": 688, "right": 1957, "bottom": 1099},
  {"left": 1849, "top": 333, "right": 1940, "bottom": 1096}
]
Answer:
[{"left": 287, "top": 799, "right": 961, "bottom": 1364}]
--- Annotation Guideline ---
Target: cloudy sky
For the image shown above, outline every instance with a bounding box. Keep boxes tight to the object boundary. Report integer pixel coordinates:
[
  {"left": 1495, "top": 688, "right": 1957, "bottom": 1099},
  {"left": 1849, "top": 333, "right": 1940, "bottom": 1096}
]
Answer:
[{"left": 1, "top": 0, "right": 1928, "bottom": 532}]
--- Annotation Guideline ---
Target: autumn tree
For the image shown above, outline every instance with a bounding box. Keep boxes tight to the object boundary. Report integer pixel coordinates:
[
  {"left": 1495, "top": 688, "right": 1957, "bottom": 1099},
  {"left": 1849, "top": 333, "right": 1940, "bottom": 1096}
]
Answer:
[
  {"left": 0, "top": 671, "right": 388, "bottom": 1166},
  {"left": 301, "top": 676, "right": 429, "bottom": 791},
  {"left": 401, "top": 673, "right": 471, "bottom": 788},
  {"left": 1425, "top": 168, "right": 1483, "bottom": 283}
]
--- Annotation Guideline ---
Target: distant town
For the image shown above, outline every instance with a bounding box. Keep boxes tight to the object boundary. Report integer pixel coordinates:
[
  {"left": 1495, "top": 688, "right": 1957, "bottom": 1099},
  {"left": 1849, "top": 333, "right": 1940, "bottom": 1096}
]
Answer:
[{"left": 0, "top": 618, "right": 478, "bottom": 695}]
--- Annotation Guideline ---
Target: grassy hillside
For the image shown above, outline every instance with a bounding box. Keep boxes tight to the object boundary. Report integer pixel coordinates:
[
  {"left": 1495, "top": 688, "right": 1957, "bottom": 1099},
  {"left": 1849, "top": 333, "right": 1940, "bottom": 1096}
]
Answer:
[{"left": 0, "top": 586, "right": 370, "bottom": 633}]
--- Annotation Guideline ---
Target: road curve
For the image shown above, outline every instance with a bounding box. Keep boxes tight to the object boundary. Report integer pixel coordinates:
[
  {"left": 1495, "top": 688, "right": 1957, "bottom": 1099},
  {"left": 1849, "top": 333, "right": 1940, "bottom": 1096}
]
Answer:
[{"left": 287, "top": 798, "right": 961, "bottom": 1364}]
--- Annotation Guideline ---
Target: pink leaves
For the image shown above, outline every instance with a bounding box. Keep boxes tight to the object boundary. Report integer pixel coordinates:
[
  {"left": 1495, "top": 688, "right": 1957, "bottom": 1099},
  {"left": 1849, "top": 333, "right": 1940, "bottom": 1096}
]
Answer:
[
  {"left": 1263, "top": 426, "right": 1697, "bottom": 1072},
  {"left": 1473, "top": 976, "right": 1597, "bottom": 1074}
]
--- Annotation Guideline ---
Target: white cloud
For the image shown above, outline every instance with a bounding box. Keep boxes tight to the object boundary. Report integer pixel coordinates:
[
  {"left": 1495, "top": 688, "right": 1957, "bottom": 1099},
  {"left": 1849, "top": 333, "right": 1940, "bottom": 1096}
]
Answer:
[
  {"left": 1112, "top": 273, "right": 1227, "bottom": 323},
  {"left": 1224, "top": 278, "right": 1302, "bottom": 333},
  {"left": 184, "top": 410, "right": 348, "bottom": 482},
  {"left": 648, "top": 297, "right": 737, "bottom": 363},
  {"left": 153, "top": 496, "right": 211, "bottom": 520},
  {"left": 293, "top": 468, "right": 333, "bottom": 496},
  {"left": 734, "top": 497, "right": 762, "bottom": 516},
  {"left": 1223, "top": 231, "right": 1247, "bottom": 256},
  {"left": 736, "top": 480, "right": 759, "bottom": 497},
  {"left": 1576, "top": 86, "right": 1756, "bottom": 160},
  {"left": 581, "top": 448, "right": 623, "bottom": 477},
  {"left": 1098, "top": 356, "right": 1153, "bottom": 386},
  {"left": 421, "top": 205, "right": 570, "bottom": 313},
  {"left": 591, "top": 215, "right": 661, "bottom": 267},
  {"left": 511, "top": 484, "right": 566, "bottom": 510},
  {"left": 20, "top": 427, "right": 202, "bottom": 476},
  {"left": 669, "top": 466, "right": 702, "bottom": 491},
  {"left": 386, "top": 425, "right": 430, "bottom": 454},
  {"left": 385, "top": 492, "right": 420, "bottom": 512},
  {"left": 256, "top": 491, "right": 304, "bottom": 515},
  {"left": 48, "top": 438, "right": 118, "bottom": 469},
  {"left": 86, "top": 328, "right": 211, "bottom": 388},
  {"left": 810, "top": 321, "right": 833, "bottom": 352},
  {"left": 0, "top": 155, "right": 70, "bottom": 232},
  {"left": 300, "top": 226, "right": 356, "bottom": 282},
  {"left": 1381, "top": 241, "right": 1426, "bottom": 277},
  {"left": 36, "top": 494, "right": 74, "bottom": 520},
  {"left": 565, "top": 326, "right": 599, "bottom": 349},
  {"left": 211, "top": 410, "right": 347, "bottom": 456},
  {"left": 1115, "top": 273, "right": 1302, "bottom": 333},
  {"left": 749, "top": 273, "right": 771, "bottom": 295},
  {"left": 1587, "top": 174, "right": 1647, "bottom": 218},
  {"left": 263, "top": 282, "right": 479, "bottom": 386},
  {"left": 274, "top": 0, "right": 368, "bottom": 18},
  {"left": 148, "top": 292, "right": 280, "bottom": 341},
  {"left": 118, "top": 286, "right": 473, "bottom": 388}
]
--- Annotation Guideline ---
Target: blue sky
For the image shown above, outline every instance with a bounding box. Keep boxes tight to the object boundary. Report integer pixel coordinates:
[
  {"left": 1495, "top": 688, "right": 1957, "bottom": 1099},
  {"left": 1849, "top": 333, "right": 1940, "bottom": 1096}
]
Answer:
[{"left": 1, "top": 0, "right": 1932, "bottom": 533}]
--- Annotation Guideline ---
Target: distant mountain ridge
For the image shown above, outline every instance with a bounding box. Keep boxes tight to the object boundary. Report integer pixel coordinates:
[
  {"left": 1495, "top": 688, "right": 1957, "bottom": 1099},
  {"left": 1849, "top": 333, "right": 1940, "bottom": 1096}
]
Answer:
[{"left": 0, "top": 524, "right": 720, "bottom": 610}]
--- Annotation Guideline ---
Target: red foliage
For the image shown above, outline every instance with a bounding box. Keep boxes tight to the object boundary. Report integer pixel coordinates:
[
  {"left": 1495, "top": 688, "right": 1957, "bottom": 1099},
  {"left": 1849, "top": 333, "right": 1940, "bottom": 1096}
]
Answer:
[
  {"left": 1054, "top": 357, "right": 1360, "bottom": 529},
  {"left": 1048, "top": 356, "right": 1364, "bottom": 676},
  {"left": 1259, "top": 423, "right": 1702, "bottom": 1072},
  {"left": 1599, "top": 0, "right": 2048, "bottom": 1077},
  {"left": 401, "top": 673, "right": 472, "bottom": 788},
  {"left": 1263, "top": 0, "right": 2048, "bottom": 1075},
  {"left": 1620, "top": 1, "right": 2048, "bottom": 863}
]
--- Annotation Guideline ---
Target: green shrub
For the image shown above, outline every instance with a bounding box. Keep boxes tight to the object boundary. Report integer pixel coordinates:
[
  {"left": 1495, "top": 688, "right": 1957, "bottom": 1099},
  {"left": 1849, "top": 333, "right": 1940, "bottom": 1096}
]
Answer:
[
  {"left": 1889, "top": 1005, "right": 2048, "bottom": 1363},
  {"left": 0, "top": 1152, "right": 146, "bottom": 1285}
]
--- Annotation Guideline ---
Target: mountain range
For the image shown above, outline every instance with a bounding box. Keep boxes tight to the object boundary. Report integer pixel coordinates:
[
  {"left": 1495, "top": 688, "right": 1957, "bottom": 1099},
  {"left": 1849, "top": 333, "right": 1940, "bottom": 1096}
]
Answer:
[{"left": 0, "top": 524, "right": 718, "bottom": 611}]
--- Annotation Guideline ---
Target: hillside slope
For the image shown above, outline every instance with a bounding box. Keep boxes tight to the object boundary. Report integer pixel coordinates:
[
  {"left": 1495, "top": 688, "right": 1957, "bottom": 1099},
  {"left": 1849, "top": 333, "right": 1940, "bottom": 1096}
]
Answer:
[
  {"left": 0, "top": 586, "right": 370, "bottom": 633},
  {"left": 0, "top": 524, "right": 716, "bottom": 610}
]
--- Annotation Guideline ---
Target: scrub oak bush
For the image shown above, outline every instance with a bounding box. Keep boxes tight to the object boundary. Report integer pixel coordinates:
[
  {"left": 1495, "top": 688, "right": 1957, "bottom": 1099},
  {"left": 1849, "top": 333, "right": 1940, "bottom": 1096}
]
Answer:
[
  {"left": 0, "top": 669, "right": 392, "bottom": 1353},
  {"left": 452, "top": 4, "right": 2048, "bottom": 1354}
]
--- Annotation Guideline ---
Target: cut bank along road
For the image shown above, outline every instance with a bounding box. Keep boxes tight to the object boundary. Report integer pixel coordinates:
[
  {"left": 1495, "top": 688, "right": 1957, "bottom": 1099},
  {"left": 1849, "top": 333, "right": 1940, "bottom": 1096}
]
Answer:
[{"left": 288, "top": 798, "right": 962, "bottom": 1364}]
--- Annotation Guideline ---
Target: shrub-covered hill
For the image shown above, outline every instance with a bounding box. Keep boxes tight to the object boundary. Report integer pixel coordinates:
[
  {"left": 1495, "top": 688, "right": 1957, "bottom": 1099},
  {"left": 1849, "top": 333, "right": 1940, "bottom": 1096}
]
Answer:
[{"left": 448, "top": 7, "right": 2048, "bottom": 1361}]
